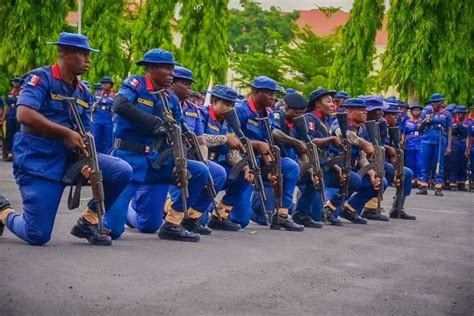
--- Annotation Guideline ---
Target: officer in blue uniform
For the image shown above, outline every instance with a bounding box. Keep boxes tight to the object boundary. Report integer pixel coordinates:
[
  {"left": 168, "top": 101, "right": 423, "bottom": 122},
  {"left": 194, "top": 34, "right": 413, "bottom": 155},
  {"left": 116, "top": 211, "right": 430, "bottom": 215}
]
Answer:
[
  {"left": 402, "top": 105, "right": 423, "bottom": 185},
  {"left": 93, "top": 82, "right": 102, "bottom": 92},
  {"left": 333, "top": 98, "right": 387, "bottom": 224},
  {"left": 0, "top": 96, "right": 4, "bottom": 159},
  {"left": 92, "top": 76, "right": 115, "bottom": 154},
  {"left": 270, "top": 92, "right": 323, "bottom": 228},
  {"left": 223, "top": 76, "right": 303, "bottom": 231},
  {"left": 105, "top": 48, "right": 209, "bottom": 242},
  {"left": 304, "top": 89, "right": 361, "bottom": 226},
  {"left": 126, "top": 66, "right": 227, "bottom": 235},
  {"left": 447, "top": 106, "right": 469, "bottom": 191},
  {"left": 0, "top": 32, "right": 132, "bottom": 246},
  {"left": 382, "top": 102, "right": 416, "bottom": 220},
  {"left": 417, "top": 93, "right": 452, "bottom": 196},
  {"left": 2, "top": 77, "right": 22, "bottom": 161},
  {"left": 198, "top": 85, "right": 251, "bottom": 231}
]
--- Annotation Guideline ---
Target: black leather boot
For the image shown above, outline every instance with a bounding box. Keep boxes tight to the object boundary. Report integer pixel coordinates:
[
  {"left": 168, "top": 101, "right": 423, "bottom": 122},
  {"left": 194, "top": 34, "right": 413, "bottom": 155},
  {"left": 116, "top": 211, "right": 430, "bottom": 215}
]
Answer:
[
  {"left": 270, "top": 214, "right": 304, "bottom": 231},
  {"left": 292, "top": 212, "right": 323, "bottom": 228},
  {"left": 0, "top": 195, "right": 12, "bottom": 236},
  {"left": 341, "top": 207, "right": 367, "bottom": 224},
  {"left": 70, "top": 217, "right": 112, "bottom": 246},
  {"left": 390, "top": 209, "right": 416, "bottom": 220},
  {"left": 324, "top": 206, "right": 343, "bottom": 226},
  {"left": 434, "top": 189, "right": 444, "bottom": 196},
  {"left": 416, "top": 188, "right": 428, "bottom": 195},
  {"left": 182, "top": 218, "right": 212, "bottom": 235},
  {"left": 362, "top": 208, "right": 389, "bottom": 221},
  {"left": 158, "top": 221, "right": 200, "bottom": 242},
  {"left": 207, "top": 214, "right": 241, "bottom": 231}
]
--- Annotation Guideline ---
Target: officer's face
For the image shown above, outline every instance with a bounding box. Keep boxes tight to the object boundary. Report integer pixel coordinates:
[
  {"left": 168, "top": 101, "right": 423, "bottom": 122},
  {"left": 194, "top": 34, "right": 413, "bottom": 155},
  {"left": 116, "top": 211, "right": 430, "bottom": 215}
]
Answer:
[
  {"left": 255, "top": 89, "right": 276, "bottom": 108},
  {"left": 64, "top": 49, "right": 90, "bottom": 75},
  {"left": 384, "top": 113, "right": 398, "bottom": 127},
  {"left": 348, "top": 108, "right": 367, "bottom": 124},
  {"left": 172, "top": 79, "right": 192, "bottom": 100},
  {"left": 368, "top": 109, "right": 382, "bottom": 121},
  {"left": 317, "top": 95, "right": 334, "bottom": 115},
  {"left": 213, "top": 98, "right": 234, "bottom": 119},
  {"left": 284, "top": 106, "right": 304, "bottom": 120},
  {"left": 149, "top": 64, "right": 174, "bottom": 88},
  {"left": 102, "top": 83, "right": 112, "bottom": 91},
  {"left": 411, "top": 109, "right": 421, "bottom": 117},
  {"left": 432, "top": 101, "right": 443, "bottom": 110}
]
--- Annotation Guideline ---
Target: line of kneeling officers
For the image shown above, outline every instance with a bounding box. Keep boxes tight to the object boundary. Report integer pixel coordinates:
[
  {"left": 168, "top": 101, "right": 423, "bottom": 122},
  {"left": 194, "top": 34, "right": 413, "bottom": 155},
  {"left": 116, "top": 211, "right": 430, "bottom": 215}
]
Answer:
[{"left": 0, "top": 35, "right": 419, "bottom": 246}]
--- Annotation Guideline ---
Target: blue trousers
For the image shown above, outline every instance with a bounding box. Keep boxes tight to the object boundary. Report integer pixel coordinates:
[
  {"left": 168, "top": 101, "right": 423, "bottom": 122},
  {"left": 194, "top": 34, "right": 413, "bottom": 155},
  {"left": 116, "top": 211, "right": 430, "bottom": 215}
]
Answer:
[
  {"left": 405, "top": 149, "right": 422, "bottom": 180},
  {"left": 419, "top": 140, "right": 447, "bottom": 186},
  {"left": 5, "top": 117, "right": 20, "bottom": 152},
  {"left": 446, "top": 149, "right": 467, "bottom": 183},
  {"left": 248, "top": 157, "right": 300, "bottom": 225},
  {"left": 92, "top": 119, "right": 113, "bottom": 154},
  {"left": 126, "top": 161, "right": 226, "bottom": 234},
  {"left": 470, "top": 152, "right": 474, "bottom": 182},
  {"left": 104, "top": 160, "right": 209, "bottom": 239},
  {"left": 7, "top": 154, "right": 132, "bottom": 245}
]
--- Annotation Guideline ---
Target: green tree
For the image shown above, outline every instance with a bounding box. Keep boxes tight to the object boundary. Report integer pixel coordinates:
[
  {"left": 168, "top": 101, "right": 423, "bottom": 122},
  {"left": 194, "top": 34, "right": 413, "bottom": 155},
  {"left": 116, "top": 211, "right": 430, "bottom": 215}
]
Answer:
[
  {"left": 0, "top": 0, "right": 75, "bottom": 92},
  {"left": 179, "top": 0, "right": 230, "bottom": 91},
  {"left": 228, "top": 0, "right": 298, "bottom": 55},
  {"left": 282, "top": 27, "right": 338, "bottom": 95},
  {"left": 83, "top": 0, "right": 127, "bottom": 84},
  {"left": 231, "top": 53, "right": 285, "bottom": 87},
  {"left": 378, "top": 1, "right": 441, "bottom": 103},
  {"left": 432, "top": 1, "right": 473, "bottom": 105},
  {"left": 129, "top": 0, "right": 177, "bottom": 74},
  {"left": 328, "top": 0, "right": 384, "bottom": 96}
]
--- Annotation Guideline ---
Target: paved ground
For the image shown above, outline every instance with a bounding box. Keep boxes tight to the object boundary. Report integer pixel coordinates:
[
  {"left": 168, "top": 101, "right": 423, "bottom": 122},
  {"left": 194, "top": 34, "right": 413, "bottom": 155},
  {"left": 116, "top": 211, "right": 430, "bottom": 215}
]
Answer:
[{"left": 1, "top": 160, "right": 473, "bottom": 315}]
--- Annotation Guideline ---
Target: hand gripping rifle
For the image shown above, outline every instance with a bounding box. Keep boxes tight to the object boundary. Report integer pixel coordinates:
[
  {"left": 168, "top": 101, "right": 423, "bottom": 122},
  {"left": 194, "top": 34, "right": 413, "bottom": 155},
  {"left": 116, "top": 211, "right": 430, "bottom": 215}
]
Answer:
[
  {"left": 337, "top": 112, "right": 352, "bottom": 201},
  {"left": 389, "top": 126, "right": 404, "bottom": 218},
  {"left": 358, "top": 121, "right": 385, "bottom": 214},
  {"left": 293, "top": 115, "right": 326, "bottom": 205},
  {"left": 61, "top": 97, "right": 106, "bottom": 233},
  {"left": 223, "top": 109, "right": 269, "bottom": 221},
  {"left": 183, "top": 129, "right": 218, "bottom": 204},
  {"left": 257, "top": 116, "right": 283, "bottom": 214},
  {"left": 151, "top": 90, "right": 189, "bottom": 213}
]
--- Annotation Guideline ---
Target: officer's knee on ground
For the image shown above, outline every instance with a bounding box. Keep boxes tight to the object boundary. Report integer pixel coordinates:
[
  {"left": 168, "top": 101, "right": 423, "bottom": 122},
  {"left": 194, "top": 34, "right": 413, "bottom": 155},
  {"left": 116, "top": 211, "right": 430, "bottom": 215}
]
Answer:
[{"left": 26, "top": 229, "right": 52, "bottom": 246}]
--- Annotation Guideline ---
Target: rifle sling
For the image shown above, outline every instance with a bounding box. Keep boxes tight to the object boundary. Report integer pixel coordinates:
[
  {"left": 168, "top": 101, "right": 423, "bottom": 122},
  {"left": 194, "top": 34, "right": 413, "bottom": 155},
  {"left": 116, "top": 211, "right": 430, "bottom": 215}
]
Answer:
[{"left": 62, "top": 159, "right": 88, "bottom": 210}]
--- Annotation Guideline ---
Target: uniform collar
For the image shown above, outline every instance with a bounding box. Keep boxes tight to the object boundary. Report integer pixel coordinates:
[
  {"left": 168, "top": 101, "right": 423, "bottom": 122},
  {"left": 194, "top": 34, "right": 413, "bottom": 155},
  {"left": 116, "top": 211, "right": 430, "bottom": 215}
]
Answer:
[
  {"left": 101, "top": 89, "right": 114, "bottom": 97},
  {"left": 432, "top": 107, "right": 445, "bottom": 114},
  {"left": 247, "top": 96, "right": 271, "bottom": 116},
  {"left": 209, "top": 105, "right": 218, "bottom": 121},
  {"left": 410, "top": 117, "right": 420, "bottom": 123},
  {"left": 285, "top": 119, "right": 294, "bottom": 129},
  {"left": 9, "top": 87, "right": 19, "bottom": 94},
  {"left": 51, "top": 63, "right": 82, "bottom": 90},
  {"left": 312, "top": 109, "right": 324, "bottom": 119},
  {"left": 145, "top": 74, "right": 156, "bottom": 91}
]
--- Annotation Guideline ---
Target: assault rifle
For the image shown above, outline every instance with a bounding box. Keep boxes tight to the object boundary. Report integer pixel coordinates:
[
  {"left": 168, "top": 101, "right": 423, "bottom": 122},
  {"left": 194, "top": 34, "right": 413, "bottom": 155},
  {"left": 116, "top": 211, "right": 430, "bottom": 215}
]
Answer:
[{"left": 389, "top": 126, "right": 404, "bottom": 218}]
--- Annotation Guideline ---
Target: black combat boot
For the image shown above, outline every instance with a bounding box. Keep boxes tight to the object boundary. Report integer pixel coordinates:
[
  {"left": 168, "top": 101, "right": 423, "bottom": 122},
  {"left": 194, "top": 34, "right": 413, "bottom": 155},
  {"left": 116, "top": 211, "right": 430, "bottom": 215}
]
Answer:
[
  {"left": 416, "top": 188, "right": 428, "bottom": 195},
  {"left": 324, "top": 206, "right": 343, "bottom": 226},
  {"left": 292, "top": 212, "right": 323, "bottom": 228},
  {"left": 434, "top": 189, "right": 444, "bottom": 196},
  {"left": 182, "top": 218, "right": 212, "bottom": 235},
  {"left": 270, "top": 214, "right": 304, "bottom": 231},
  {"left": 457, "top": 183, "right": 466, "bottom": 191},
  {"left": 0, "top": 195, "right": 13, "bottom": 236},
  {"left": 158, "top": 221, "right": 200, "bottom": 242},
  {"left": 448, "top": 183, "right": 457, "bottom": 191},
  {"left": 70, "top": 217, "right": 112, "bottom": 246},
  {"left": 207, "top": 214, "right": 241, "bottom": 231},
  {"left": 362, "top": 208, "right": 389, "bottom": 221},
  {"left": 341, "top": 207, "right": 367, "bottom": 224},
  {"left": 390, "top": 209, "right": 416, "bottom": 220}
]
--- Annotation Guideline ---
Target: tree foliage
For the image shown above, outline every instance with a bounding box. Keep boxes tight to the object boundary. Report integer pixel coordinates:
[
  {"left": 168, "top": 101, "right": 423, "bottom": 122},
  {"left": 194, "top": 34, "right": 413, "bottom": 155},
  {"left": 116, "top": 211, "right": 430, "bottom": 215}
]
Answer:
[
  {"left": 83, "top": 0, "right": 127, "bottom": 84},
  {"left": 129, "top": 0, "right": 177, "bottom": 74},
  {"left": 0, "top": 0, "right": 75, "bottom": 92},
  {"left": 179, "top": 0, "right": 230, "bottom": 91},
  {"left": 282, "top": 27, "right": 338, "bottom": 95},
  {"left": 379, "top": 1, "right": 473, "bottom": 104},
  {"left": 228, "top": 0, "right": 298, "bottom": 55},
  {"left": 328, "top": 0, "right": 384, "bottom": 96}
]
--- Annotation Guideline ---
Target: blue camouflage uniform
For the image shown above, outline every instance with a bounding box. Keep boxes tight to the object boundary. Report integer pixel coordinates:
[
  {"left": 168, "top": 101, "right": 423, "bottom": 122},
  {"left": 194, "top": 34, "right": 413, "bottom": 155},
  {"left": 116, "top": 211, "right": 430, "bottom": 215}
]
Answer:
[
  {"left": 402, "top": 109, "right": 423, "bottom": 181},
  {"left": 305, "top": 109, "right": 361, "bottom": 221},
  {"left": 232, "top": 96, "right": 300, "bottom": 227},
  {"left": 6, "top": 63, "right": 132, "bottom": 245},
  {"left": 105, "top": 73, "right": 209, "bottom": 239},
  {"left": 446, "top": 106, "right": 468, "bottom": 186},
  {"left": 419, "top": 94, "right": 452, "bottom": 189},
  {"left": 92, "top": 77, "right": 115, "bottom": 154}
]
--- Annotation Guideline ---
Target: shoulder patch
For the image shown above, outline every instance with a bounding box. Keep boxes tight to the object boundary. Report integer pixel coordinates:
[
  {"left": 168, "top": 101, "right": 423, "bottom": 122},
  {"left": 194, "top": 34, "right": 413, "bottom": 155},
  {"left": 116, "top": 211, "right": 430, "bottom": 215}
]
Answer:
[
  {"left": 274, "top": 112, "right": 281, "bottom": 120},
  {"left": 28, "top": 74, "right": 40, "bottom": 87},
  {"left": 308, "top": 122, "right": 316, "bottom": 131},
  {"left": 129, "top": 78, "right": 140, "bottom": 88}
]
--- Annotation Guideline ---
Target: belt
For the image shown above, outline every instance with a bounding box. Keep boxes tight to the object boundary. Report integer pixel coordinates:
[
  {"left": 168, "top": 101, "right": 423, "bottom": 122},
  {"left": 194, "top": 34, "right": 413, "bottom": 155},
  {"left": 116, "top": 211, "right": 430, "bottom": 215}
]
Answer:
[
  {"left": 114, "top": 138, "right": 152, "bottom": 154},
  {"left": 21, "top": 124, "right": 49, "bottom": 138}
]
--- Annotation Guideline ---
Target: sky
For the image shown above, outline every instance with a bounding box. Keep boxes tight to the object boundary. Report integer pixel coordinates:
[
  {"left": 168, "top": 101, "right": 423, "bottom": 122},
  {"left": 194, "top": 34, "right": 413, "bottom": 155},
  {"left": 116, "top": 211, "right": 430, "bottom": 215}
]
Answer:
[{"left": 228, "top": 0, "right": 355, "bottom": 12}]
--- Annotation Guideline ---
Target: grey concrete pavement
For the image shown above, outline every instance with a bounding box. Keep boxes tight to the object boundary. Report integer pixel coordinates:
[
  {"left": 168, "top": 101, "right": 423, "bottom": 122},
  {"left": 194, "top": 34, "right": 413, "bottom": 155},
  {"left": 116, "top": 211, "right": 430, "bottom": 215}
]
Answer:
[{"left": 0, "top": 160, "right": 473, "bottom": 315}]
